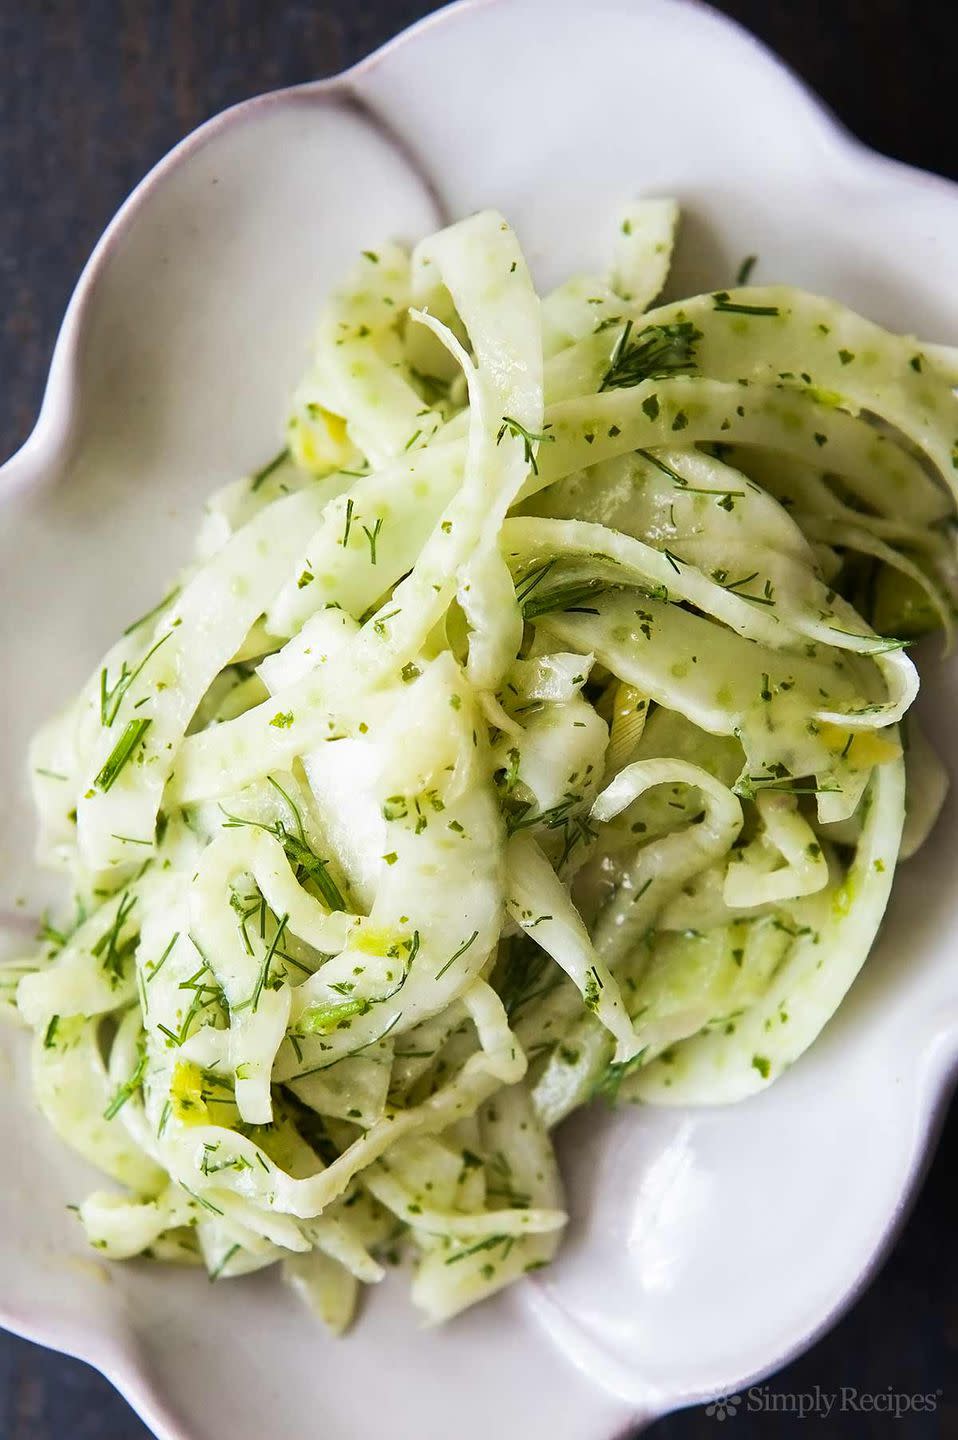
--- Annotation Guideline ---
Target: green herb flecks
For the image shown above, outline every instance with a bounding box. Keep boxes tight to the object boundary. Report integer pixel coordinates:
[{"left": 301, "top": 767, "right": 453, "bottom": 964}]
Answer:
[
  {"left": 505, "top": 792, "right": 596, "bottom": 870},
  {"left": 496, "top": 416, "right": 555, "bottom": 476},
  {"left": 94, "top": 718, "right": 152, "bottom": 792},
  {"left": 362, "top": 517, "right": 384, "bottom": 564},
  {"left": 235, "top": 914, "right": 290, "bottom": 1014},
  {"left": 103, "top": 1045, "right": 148, "bottom": 1120},
  {"left": 341, "top": 497, "right": 355, "bottom": 547},
  {"left": 290, "top": 1010, "right": 404, "bottom": 1078},
  {"left": 208, "top": 1243, "right": 241, "bottom": 1281},
  {"left": 157, "top": 946, "right": 228, "bottom": 1047},
  {"left": 37, "top": 914, "right": 68, "bottom": 950},
  {"left": 146, "top": 931, "right": 180, "bottom": 982},
  {"left": 712, "top": 291, "right": 780, "bottom": 317},
  {"left": 593, "top": 1048, "right": 646, "bottom": 1103},
  {"left": 220, "top": 779, "right": 348, "bottom": 913},
  {"left": 250, "top": 447, "right": 289, "bottom": 492},
  {"left": 514, "top": 560, "right": 556, "bottom": 609},
  {"left": 181, "top": 1185, "right": 225, "bottom": 1217},
  {"left": 653, "top": 444, "right": 744, "bottom": 507},
  {"left": 100, "top": 632, "right": 171, "bottom": 726},
  {"left": 435, "top": 930, "right": 480, "bottom": 981},
  {"left": 735, "top": 255, "right": 758, "bottom": 285},
  {"left": 123, "top": 586, "right": 180, "bottom": 637},
  {"left": 826, "top": 625, "right": 910, "bottom": 655},
  {"left": 444, "top": 1233, "right": 515, "bottom": 1265},
  {"left": 91, "top": 892, "right": 138, "bottom": 985},
  {"left": 522, "top": 577, "right": 608, "bottom": 621},
  {"left": 599, "top": 319, "right": 701, "bottom": 392}
]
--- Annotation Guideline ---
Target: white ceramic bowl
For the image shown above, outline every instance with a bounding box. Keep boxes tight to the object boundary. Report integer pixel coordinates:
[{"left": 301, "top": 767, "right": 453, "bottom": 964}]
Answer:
[{"left": 2, "top": 2, "right": 956, "bottom": 1435}]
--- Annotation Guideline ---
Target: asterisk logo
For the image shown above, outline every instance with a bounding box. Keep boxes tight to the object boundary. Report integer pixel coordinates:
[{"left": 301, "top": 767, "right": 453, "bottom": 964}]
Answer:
[{"left": 705, "top": 1394, "right": 742, "bottom": 1421}]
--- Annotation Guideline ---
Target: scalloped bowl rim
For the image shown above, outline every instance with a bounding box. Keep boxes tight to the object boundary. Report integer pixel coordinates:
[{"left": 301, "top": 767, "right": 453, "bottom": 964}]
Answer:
[{"left": 1, "top": 0, "right": 956, "bottom": 1433}]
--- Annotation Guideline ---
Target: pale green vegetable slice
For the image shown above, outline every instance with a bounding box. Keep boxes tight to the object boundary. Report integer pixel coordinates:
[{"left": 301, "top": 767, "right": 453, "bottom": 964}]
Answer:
[{"left": 626, "top": 756, "right": 905, "bottom": 1103}]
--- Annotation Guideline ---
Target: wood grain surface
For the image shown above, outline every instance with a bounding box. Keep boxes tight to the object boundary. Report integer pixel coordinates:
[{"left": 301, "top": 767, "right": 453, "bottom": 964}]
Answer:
[{"left": 1, "top": 2, "right": 955, "bottom": 1436}]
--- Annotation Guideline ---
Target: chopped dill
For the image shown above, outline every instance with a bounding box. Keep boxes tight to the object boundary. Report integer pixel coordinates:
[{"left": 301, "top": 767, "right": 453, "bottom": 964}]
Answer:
[
  {"left": 94, "top": 718, "right": 152, "bottom": 792},
  {"left": 250, "top": 447, "right": 289, "bottom": 492},
  {"left": 600, "top": 319, "right": 701, "bottom": 391},
  {"left": 496, "top": 416, "right": 555, "bottom": 475},
  {"left": 712, "top": 291, "right": 780, "bottom": 317}
]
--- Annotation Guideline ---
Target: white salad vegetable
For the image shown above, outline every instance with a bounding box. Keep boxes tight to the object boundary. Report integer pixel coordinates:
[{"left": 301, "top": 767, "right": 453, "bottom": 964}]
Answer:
[{"left": 7, "top": 203, "right": 956, "bottom": 1329}]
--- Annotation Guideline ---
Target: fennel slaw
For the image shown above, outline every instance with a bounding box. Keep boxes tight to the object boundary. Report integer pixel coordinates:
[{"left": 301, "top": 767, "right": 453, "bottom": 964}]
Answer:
[{"left": 5, "top": 202, "right": 956, "bottom": 1329}]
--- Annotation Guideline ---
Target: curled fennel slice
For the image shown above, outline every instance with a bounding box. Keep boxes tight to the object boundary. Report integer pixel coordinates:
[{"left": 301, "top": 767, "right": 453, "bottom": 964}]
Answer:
[{"left": 9, "top": 199, "right": 954, "bottom": 1331}]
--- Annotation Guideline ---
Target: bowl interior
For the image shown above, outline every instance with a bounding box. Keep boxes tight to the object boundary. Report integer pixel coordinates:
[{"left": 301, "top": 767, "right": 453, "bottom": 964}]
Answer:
[{"left": 1, "top": 1, "right": 957, "bottom": 1433}]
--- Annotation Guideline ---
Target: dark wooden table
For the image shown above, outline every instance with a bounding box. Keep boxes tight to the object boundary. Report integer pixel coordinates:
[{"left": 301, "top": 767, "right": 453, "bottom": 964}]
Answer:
[{"left": 1, "top": 2, "right": 955, "bottom": 1435}]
